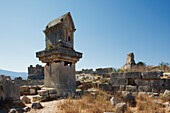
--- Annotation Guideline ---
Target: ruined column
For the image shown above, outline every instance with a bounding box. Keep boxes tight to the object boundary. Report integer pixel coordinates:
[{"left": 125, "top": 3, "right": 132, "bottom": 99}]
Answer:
[
  {"left": 121, "top": 53, "right": 136, "bottom": 70},
  {"left": 36, "top": 12, "right": 82, "bottom": 93}
]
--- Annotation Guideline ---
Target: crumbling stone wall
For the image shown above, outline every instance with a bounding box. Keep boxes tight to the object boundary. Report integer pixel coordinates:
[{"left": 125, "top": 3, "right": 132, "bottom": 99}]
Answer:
[
  {"left": 76, "top": 68, "right": 113, "bottom": 76},
  {"left": 76, "top": 69, "right": 94, "bottom": 74},
  {"left": 160, "top": 79, "right": 170, "bottom": 90},
  {"left": 0, "top": 75, "right": 20, "bottom": 101},
  {"left": 13, "top": 77, "right": 44, "bottom": 86},
  {"left": 28, "top": 64, "right": 44, "bottom": 80},
  {"left": 96, "top": 68, "right": 113, "bottom": 75},
  {"left": 121, "top": 53, "right": 136, "bottom": 69},
  {"left": 110, "top": 71, "right": 167, "bottom": 92}
]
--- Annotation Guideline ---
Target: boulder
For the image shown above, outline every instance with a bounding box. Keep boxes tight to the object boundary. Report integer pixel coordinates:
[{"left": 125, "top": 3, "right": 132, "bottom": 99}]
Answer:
[
  {"left": 23, "top": 107, "right": 31, "bottom": 112},
  {"left": 110, "top": 97, "right": 118, "bottom": 105},
  {"left": 8, "top": 108, "right": 17, "bottom": 113},
  {"left": 154, "top": 100, "right": 165, "bottom": 107},
  {"left": 121, "top": 91, "right": 130, "bottom": 96},
  {"left": 163, "top": 90, "right": 170, "bottom": 97},
  {"left": 119, "top": 85, "right": 125, "bottom": 91},
  {"left": 124, "top": 93, "right": 136, "bottom": 107},
  {"left": 116, "top": 102, "right": 127, "bottom": 113},
  {"left": 21, "top": 96, "right": 31, "bottom": 104},
  {"left": 30, "top": 88, "right": 36, "bottom": 95},
  {"left": 31, "top": 102, "right": 43, "bottom": 109},
  {"left": 99, "top": 83, "right": 112, "bottom": 91},
  {"left": 112, "top": 85, "right": 120, "bottom": 92}
]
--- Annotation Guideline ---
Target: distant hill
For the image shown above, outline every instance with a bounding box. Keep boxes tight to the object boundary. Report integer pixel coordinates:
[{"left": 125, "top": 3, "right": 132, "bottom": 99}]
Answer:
[{"left": 0, "top": 69, "right": 27, "bottom": 79}]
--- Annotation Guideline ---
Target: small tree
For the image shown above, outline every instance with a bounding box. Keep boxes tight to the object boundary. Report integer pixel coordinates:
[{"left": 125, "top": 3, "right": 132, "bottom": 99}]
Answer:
[
  {"left": 159, "top": 62, "right": 169, "bottom": 70},
  {"left": 136, "top": 62, "right": 146, "bottom": 66}
]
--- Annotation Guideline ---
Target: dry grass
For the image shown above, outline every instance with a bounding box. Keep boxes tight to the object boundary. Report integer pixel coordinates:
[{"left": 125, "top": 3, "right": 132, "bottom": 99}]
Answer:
[
  {"left": 57, "top": 91, "right": 115, "bottom": 113},
  {"left": 136, "top": 94, "right": 166, "bottom": 113},
  {"left": 57, "top": 91, "right": 168, "bottom": 113}
]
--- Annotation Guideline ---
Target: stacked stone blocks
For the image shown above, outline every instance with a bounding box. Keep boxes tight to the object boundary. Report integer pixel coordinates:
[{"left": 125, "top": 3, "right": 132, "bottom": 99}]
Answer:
[{"left": 110, "top": 71, "right": 164, "bottom": 92}]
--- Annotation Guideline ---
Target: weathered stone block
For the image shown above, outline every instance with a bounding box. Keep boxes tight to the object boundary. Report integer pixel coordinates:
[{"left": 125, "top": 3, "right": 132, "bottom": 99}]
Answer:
[
  {"left": 110, "top": 78, "right": 128, "bottom": 85},
  {"left": 135, "top": 79, "right": 148, "bottom": 86},
  {"left": 44, "top": 62, "right": 76, "bottom": 93},
  {"left": 37, "top": 90, "right": 49, "bottom": 96},
  {"left": 0, "top": 75, "right": 20, "bottom": 101},
  {"left": 110, "top": 73, "right": 125, "bottom": 79},
  {"left": 126, "top": 85, "right": 137, "bottom": 92},
  {"left": 21, "top": 96, "right": 31, "bottom": 104},
  {"left": 99, "top": 83, "right": 112, "bottom": 91},
  {"left": 30, "top": 88, "right": 36, "bottom": 95},
  {"left": 138, "top": 86, "right": 151, "bottom": 92},
  {"left": 112, "top": 85, "right": 120, "bottom": 91},
  {"left": 119, "top": 85, "right": 125, "bottom": 91},
  {"left": 116, "top": 102, "right": 127, "bottom": 113},
  {"left": 49, "top": 94, "right": 58, "bottom": 99},
  {"left": 31, "top": 102, "right": 43, "bottom": 109},
  {"left": 124, "top": 72, "right": 141, "bottom": 79},
  {"left": 142, "top": 71, "right": 163, "bottom": 79}
]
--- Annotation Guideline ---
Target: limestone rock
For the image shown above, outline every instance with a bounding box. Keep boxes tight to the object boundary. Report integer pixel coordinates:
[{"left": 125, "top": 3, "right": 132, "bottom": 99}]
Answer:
[
  {"left": 21, "top": 95, "right": 31, "bottom": 104},
  {"left": 124, "top": 93, "right": 136, "bottom": 107},
  {"left": 37, "top": 90, "right": 49, "bottom": 96},
  {"left": 23, "top": 107, "right": 31, "bottom": 112},
  {"left": 116, "top": 102, "right": 127, "bottom": 113},
  {"left": 99, "top": 83, "right": 112, "bottom": 91},
  {"left": 163, "top": 90, "right": 170, "bottom": 97},
  {"left": 31, "top": 102, "right": 43, "bottom": 109},
  {"left": 8, "top": 108, "right": 17, "bottom": 113},
  {"left": 110, "top": 97, "right": 118, "bottom": 105},
  {"left": 154, "top": 100, "right": 165, "bottom": 107},
  {"left": 126, "top": 85, "right": 137, "bottom": 92},
  {"left": 30, "top": 88, "right": 36, "bottom": 95}
]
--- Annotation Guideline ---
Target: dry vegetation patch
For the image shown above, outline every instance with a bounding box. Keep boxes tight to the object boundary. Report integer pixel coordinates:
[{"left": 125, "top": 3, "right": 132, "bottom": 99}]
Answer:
[
  {"left": 56, "top": 91, "right": 169, "bottom": 113},
  {"left": 136, "top": 94, "right": 166, "bottom": 113},
  {"left": 57, "top": 92, "right": 114, "bottom": 113}
]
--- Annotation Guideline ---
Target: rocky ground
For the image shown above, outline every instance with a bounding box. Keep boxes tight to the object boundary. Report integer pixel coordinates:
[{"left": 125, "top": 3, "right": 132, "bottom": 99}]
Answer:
[{"left": 26, "top": 100, "right": 62, "bottom": 113}]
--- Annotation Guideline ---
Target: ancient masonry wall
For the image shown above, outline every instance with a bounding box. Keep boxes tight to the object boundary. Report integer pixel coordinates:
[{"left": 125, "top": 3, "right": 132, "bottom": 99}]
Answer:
[
  {"left": 28, "top": 64, "right": 44, "bottom": 80},
  {"left": 110, "top": 71, "right": 170, "bottom": 92},
  {"left": 0, "top": 75, "right": 20, "bottom": 101},
  {"left": 13, "top": 79, "right": 44, "bottom": 86}
]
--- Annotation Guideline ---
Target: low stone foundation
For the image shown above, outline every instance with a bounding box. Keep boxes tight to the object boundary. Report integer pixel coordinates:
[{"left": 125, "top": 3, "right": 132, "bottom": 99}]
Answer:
[{"left": 110, "top": 71, "right": 169, "bottom": 93}]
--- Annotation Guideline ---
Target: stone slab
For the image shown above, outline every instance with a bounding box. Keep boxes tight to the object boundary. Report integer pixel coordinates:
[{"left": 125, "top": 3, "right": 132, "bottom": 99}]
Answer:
[
  {"left": 142, "top": 71, "right": 163, "bottom": 79},
  {"left": 124, "top": 72, "right": 141, "bottom": 79}
]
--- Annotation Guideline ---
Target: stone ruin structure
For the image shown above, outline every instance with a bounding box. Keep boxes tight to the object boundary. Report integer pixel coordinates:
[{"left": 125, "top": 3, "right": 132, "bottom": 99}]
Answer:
[
  {"left": 76, "top": 68, "right": 113, "bottom": 76},
  {"left": 96, "top": 67, "right": 113, "bottom": 75},
  {"left": 28, "top": 64, "right": 44, "bottom": 80},
  {"left": 121, "top": 53, "right": 136, "bottom": 69},
  {"left": 110, "top": 71, "right": 170, "bottom": 92},
  {"left": 0, "top": 75, "right": 20, "bottom": 101},
  {"left": 36, "top": 12, "right": 82, "bottom": 93}
]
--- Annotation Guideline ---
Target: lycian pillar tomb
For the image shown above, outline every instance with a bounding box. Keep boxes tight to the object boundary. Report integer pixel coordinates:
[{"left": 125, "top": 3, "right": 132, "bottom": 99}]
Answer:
[{"left": 36, "top": 12, "right": 82, "bottom": 93}]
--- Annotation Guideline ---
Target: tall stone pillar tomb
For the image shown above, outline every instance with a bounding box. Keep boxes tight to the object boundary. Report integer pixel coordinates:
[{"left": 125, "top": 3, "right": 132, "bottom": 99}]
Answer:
[{"left": 36, "top": 12, "right": 82, "bottom": 93}]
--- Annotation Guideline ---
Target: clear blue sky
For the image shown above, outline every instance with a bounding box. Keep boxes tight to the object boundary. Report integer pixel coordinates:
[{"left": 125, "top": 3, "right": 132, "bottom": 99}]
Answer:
[{"left": 0, "top": 0, "right": 169, "bottom": 72}]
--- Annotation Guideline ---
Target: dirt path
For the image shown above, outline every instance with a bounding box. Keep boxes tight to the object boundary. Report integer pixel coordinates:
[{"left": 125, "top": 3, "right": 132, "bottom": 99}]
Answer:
[{"left": 27, "top": 100, "right": 63, "bottom": 113}]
